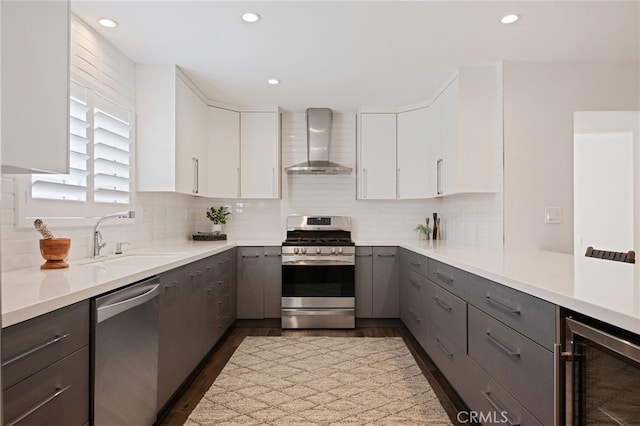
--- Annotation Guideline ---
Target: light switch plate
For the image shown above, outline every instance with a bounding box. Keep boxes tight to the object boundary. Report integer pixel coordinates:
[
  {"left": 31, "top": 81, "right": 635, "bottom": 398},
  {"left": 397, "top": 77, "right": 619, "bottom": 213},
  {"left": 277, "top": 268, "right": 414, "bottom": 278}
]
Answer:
[{"left": 545, "top": 207, "right": 562, "bottom": 224}]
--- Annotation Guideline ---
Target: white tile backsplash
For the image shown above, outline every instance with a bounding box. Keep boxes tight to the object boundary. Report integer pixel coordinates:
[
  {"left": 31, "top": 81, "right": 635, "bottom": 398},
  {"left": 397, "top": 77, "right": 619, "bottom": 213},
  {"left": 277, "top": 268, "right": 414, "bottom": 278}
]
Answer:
[{"left": 1, "top": 112, "right": 503, "bottom": 271}]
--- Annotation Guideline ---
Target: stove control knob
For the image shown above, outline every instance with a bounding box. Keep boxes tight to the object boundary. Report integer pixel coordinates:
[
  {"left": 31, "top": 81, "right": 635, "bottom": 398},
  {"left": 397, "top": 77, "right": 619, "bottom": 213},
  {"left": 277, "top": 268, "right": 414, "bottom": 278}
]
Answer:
[
  {"left": 338, "top": 247, "right": 343, "bottom": 255},
  {"left": 293, "top": 247, "right": 299, "bottom": 255},
  {"left": 331, "top": 248, "right": 336, "bottom": 255},
  {"left": 316, "top": 247, "right": 321, "bottom": 255},
  {"left": 301, "top": 247, "right": 307, "bottom": 255}
]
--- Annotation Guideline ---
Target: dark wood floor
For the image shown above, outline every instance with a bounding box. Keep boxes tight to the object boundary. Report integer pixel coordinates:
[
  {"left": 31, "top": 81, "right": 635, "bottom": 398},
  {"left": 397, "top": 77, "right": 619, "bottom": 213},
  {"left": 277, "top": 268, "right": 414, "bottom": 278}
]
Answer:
[{"left": 157, "top": 324, "right": 469, "bottom": 425}]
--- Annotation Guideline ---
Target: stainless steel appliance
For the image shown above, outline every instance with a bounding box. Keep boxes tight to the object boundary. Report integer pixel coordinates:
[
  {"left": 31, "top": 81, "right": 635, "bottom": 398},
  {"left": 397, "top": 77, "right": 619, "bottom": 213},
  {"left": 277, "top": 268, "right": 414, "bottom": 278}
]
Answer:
[
  {"left": 92, "top": 277, "right": 160, "bottom": 425},
  {"left": 281, "top": 215, "right": 355, "bottom": 328},
  {"left": 561, "top": 314, "right": 640, "bottom": 424}
]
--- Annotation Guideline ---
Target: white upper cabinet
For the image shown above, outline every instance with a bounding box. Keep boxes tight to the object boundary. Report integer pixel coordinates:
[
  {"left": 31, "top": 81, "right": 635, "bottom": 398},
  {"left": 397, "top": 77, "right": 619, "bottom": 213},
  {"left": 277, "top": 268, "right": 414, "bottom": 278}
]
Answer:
[
  {"left": 358, "top": 113, "right": 397, "bottom": 200},
  {"left": 425, "top": 97, "right": 443, "bottom": 198},
  {"left": 439, "top": 65, "right": 499, "bottom": 196},
  {"left": 1, "top": 0, "right": 70, "bottom": 174},
  {"left": 136, "top": 65, "right": 208, "bottom": 196},
  {"left": 208, "top": 107, "right": 240, "bottom": 198},
  {"left": 240, "top": 112, "right": 281, "bottom": 199},
  {"left": 397, "top": 107, "right": 430, "bottom": 199}
]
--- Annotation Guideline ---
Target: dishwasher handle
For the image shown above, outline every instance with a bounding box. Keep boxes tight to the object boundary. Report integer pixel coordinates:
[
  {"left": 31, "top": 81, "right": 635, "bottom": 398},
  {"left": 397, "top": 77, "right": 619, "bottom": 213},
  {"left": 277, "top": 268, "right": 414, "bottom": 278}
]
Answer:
[{"left": 97, "top": 280, "right": 160, "bottom": 323}]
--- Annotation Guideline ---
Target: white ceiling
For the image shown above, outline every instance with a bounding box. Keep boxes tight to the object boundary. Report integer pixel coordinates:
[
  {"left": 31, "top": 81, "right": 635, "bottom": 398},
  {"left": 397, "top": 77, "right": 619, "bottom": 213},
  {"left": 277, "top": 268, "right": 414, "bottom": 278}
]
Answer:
[{"left": 71, "top": 1, "right": 640, "bottom": 113}]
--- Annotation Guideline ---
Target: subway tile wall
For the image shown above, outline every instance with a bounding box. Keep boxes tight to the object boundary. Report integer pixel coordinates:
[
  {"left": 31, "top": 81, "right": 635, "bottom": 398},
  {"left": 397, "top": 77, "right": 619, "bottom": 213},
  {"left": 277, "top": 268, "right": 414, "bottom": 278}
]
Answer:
[{"left": 2, "top": 113, "right": 502, "bottom": 271}]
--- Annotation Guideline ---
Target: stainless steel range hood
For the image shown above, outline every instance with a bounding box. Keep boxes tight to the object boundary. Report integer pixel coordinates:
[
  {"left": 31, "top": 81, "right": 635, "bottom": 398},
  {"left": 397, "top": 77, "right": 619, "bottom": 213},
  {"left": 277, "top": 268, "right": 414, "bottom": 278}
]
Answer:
[{"left": 285, "top": 108, "right": 352, "bottom": 175}]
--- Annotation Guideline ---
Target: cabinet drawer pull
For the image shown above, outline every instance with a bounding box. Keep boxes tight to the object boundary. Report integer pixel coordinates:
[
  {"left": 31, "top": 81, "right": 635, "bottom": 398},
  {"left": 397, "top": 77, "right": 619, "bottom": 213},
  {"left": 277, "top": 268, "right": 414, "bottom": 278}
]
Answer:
[
  {"left": 7, "top": 384, "right": 71, "bottom": 426},
  {"left": 409, "top": 278, "right": 420, "bottom": 289},
  {"left": 355, "top": 254, "right": 372, "bottom": 257},
  {"left": 486, "top": 295, "right": 521, "bottom": 315},
  {"left": 435, "top": 271, "right": 453, "bottom": 284},
  {"left": 435, "top": 337, "right": 454, "bottom": 358},
  {"left": 486, "top": 332, "right": 521, "bottom": 357},
  {"left": 2, "top": 333, "right": 71, "bottom": 367},
  {"left": 409, "top": 259, "right": 421, "bottom": 267},
  {"left": 481, "top": 391, "right": 520, "bottom": 426},
  {"left": 242, "top": 254, "right": 260, "bottom": 258},
  {"left": 432, "top": 296, "right": 452, "bottom": 312},
  {"left": 189, "top": 271, "right": 202, "bottom": 278},
  {"left": 376, "top": 253, "right": 396, "bottom": 257},
  {"left": 409, "top": 311, "right": 421, "bottom": 323},
  {"left": 218, "top": 259, "right": 228, "bottom": 264},
  {"left": 164, "top": 281, "right": 178, "bottom": 289},
  {"left": 264, "top": 253, "right": 281, "bottom": 257}
]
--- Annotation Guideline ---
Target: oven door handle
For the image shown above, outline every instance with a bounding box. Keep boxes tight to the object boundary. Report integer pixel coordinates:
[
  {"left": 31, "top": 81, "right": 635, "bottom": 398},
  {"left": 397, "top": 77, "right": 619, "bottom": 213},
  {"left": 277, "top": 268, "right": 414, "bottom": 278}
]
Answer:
[{"left": 282, "top": 308, "right": 354, "bottom": 316}]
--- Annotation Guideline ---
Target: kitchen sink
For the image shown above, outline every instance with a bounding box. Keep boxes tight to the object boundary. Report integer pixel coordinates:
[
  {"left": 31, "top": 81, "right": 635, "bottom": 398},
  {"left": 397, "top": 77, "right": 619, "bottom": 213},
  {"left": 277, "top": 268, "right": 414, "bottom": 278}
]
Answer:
[{"left": 76, "top": 252, "right": 188, "bottom": 266}]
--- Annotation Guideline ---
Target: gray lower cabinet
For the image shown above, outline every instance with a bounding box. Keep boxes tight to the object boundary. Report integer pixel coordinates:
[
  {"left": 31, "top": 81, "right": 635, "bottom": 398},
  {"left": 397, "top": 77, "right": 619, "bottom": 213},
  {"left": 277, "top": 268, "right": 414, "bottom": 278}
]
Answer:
[
  {"left": 372, "top": 246, "right": 400, "bottom": 317},
  {"left": 355, "top": 246, "right": 373, "bottom": 318},
  {"left": 263, "top": 247, "right": 282, "bottom": 318},
  {"left": 237, "top": 246, "right": 282, "bottom": 319},
  {"left": 400, "top": 252, "right": 556, "bottom": 426},
  {"left": 157, "top": 250, "right": 237, "bottom": 412},
  {"left": 2, "top": 301, "right": 90, "bottom": 425}
]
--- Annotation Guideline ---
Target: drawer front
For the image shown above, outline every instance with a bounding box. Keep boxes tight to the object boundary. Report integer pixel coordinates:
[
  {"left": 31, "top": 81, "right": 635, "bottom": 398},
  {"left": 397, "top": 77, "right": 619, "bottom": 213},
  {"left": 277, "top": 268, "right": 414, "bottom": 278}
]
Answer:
[
  {"left": 4, "top": 346, "right": 89, "bottom": 426},
  {"left": 468, "top": 306, "right": 553, "bottom": 426},
  {"left": 2, "top": 300, "right": 90, "bottom": 389},
  {"left": 427, "top": 281, "right": 467, "bottom": 353},
  {"left": 406, "top": 252, "right": 428, "bottom": 278},
  {"left": 426, "top": 320, "right": 466, "bottom": 392},
  {"left": 427, "top": 259, "right": 468, "bottom": 300},
  {"left": 405, "top": 270, "right": 429, "bottom": 350},
  {"left": 460, "top": 355, "right": 543, "bottom": 426},
  {"left": 467, "top": 274, "right": 556, "bottom": 350}
]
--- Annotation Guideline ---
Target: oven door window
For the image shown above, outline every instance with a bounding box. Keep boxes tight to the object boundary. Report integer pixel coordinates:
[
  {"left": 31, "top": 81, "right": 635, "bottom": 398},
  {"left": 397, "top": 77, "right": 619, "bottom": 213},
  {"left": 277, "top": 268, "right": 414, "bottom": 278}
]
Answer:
[
  {"left": 573, "top": 336, "right": 640, "bottom": 425},
  {"left": 282, "top": 264, "right": 355, "bottom": 297}
]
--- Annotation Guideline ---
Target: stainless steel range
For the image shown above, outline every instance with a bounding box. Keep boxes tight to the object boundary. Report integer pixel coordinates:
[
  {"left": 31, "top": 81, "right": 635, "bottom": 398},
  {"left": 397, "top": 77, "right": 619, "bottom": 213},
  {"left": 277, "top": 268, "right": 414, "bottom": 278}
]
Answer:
[{"left": 281, "top": 215, "right": 355, "bottom": 329}]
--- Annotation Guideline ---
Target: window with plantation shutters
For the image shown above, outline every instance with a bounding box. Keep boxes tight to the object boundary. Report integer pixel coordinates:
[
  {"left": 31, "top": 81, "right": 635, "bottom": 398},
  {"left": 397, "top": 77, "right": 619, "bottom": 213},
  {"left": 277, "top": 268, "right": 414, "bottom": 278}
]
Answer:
[{"left": 25, "top": 80, "right": 133, "bottom": 220}]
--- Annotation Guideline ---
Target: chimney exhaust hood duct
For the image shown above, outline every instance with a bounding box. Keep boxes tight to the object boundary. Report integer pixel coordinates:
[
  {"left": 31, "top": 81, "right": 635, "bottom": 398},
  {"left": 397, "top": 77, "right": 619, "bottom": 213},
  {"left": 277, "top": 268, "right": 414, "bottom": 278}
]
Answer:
[{"left": 285, "top": 108, "right": 352, "bottom": 175}]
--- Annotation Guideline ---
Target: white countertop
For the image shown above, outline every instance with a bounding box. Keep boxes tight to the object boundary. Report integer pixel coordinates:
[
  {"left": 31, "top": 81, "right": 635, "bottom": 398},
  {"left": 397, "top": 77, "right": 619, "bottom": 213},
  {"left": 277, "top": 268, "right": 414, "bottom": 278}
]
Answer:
[{"left": 3, "top": 239, "right": 639, "bottom": 336}]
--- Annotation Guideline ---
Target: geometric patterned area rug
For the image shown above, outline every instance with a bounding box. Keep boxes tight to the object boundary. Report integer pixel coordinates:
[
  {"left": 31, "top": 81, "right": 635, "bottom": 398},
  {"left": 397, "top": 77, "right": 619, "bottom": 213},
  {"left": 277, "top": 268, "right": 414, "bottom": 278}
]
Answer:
[{"left": 186, "top": 336, "right": 453, "bottom": 425}]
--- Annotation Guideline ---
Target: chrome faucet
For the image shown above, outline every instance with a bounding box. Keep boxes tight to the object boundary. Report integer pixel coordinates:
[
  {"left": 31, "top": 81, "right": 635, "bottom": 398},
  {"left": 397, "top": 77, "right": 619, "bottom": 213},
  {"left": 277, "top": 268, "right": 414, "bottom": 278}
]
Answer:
[{"left": 92, "top": 211, "right": 135, "bottom": 258}]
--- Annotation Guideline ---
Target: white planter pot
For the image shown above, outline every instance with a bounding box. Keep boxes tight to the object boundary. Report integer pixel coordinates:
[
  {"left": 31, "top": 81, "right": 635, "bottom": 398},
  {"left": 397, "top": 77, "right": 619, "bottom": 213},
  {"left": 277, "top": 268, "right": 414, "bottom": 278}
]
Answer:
[{"left": 211, "top": 224, "right": 222, "bottom": 235}]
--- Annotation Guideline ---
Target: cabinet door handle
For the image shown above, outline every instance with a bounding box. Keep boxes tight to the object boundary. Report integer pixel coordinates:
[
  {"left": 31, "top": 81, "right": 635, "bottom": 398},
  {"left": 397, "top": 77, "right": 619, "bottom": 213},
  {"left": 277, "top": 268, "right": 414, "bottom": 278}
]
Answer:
[
  {"left": 206, "top": 287, "right": 215, "bottom": 293},
  {"left": 272, "top": 167, "right": 276, "bottom": 198},
  {"left": 486, "top": 331, "right": 521, "bottom": 357},
  {"left": 237, "top": 167, "right": 241, "bottom": 198},
  {"left": 190, "top": 271, "right": 202, "bottom": 278},
  {"left": 6, "top": 384, "right": 71, "bottom": 426},
  {"left": 409, "top": 259, "right": 421, "bottom": 267},
  {"left": 363, "top": 168, "right": 368, "bottom": 199},
  {"left": 192, "top": 157, "right": 199, "bottom": 194},
  {"left": 2, "top": 333, "right": 71, "bottom": 367},
  {"left": 218, "top": 259, "right": 228, "bottom": 264},
  {"left": 435, "top": 271, "right": 454, "bottom": 284},
  {"left": 264, "top": 253, "right": 282, "bottom": 257},
  {"left": 409, "top": 311, "right": 421, "bottom": 323},
  {"left": 432, "top": 296, "right": 452, "bottom": 312},
  {"left": 481, "top": 391, "right": 520, "bottom": 426},
  {"left": 485, "top": 295, "right": 521, "bottom": 315},
  {"left": 409, "top": 278, "right": 420, "bottom": 289},
  {"left": 436, "top": 158, "right": 443, "bottom": 195},
  {"left": 435, "top": 337, "right": 454, "bottom": 358},
  {"left": 376, "top": 253, "right": 396, "bottom": 257},
  {"left": 355, "top": 254, "right": 372, "bottom": 257},
  {"left": 164, "top": 280, "right": 178, "bottom": 289},
  {"left": 242, "top": 254, "right": 260, "bottom": 258}
]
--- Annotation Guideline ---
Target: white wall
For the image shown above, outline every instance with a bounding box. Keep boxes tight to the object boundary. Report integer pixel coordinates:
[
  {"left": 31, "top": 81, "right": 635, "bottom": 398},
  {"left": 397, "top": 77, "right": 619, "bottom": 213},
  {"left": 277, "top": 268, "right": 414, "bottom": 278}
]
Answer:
[{"left": 503, "top": 61, "right": 640, "bottom": 253}]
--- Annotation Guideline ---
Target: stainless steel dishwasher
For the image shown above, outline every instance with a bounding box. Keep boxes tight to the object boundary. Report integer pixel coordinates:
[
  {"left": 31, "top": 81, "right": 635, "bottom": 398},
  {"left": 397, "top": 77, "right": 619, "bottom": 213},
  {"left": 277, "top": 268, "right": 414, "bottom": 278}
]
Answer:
[{"left": 92, "top": 276, "right": 160, "bottom": 425}]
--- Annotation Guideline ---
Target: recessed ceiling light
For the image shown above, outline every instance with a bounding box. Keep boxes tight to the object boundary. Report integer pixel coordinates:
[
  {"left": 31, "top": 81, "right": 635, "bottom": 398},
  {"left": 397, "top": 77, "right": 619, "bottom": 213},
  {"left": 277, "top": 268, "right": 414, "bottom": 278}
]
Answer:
[
  {"left": 242, "top": 12, "right": 261, "bottom": 23},
  {"left": 500, "top": 14, "right": 520, "bottom": 24},
  {"left": 98, "top": 18, "right": 119, "bottom": 28},
  {"left": 267, "top": 79, "right": 280, "bottom": 85}
]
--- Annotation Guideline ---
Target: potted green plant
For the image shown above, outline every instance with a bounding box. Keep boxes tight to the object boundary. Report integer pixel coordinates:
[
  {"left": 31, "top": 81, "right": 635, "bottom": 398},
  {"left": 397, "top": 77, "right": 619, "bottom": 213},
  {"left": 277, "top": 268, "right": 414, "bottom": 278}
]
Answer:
[
  {"left": 414, "top": 220, "right": 432, "bottom": 240},
  {"left": 206, "top": 206, "right": 230, "bottom": 235}
]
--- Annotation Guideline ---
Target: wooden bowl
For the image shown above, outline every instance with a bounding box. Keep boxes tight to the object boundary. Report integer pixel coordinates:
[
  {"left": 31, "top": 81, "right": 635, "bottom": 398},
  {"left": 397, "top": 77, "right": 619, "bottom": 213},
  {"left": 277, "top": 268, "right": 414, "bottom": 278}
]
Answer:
[{"left": 39, "top": 238, "right": 70, "bottom": 269}]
